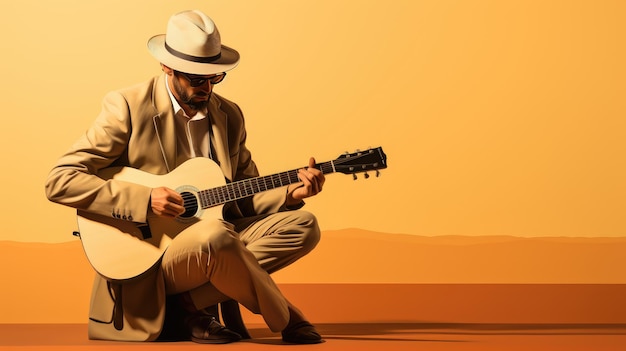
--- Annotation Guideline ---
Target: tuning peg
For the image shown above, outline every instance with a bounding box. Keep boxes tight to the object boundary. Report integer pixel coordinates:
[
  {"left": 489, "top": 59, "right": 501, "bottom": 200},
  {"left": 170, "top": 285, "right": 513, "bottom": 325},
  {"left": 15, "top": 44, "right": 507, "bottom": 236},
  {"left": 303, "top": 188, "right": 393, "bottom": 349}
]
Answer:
[
  {"left": 352, "top": 174, "right": 357, "bottom": 180},
  {"left": 364, "top": 172, "right": 370, "bottom": 179},
  {"left": 376, "top": 170, "right": 381, "bottom": 177}
]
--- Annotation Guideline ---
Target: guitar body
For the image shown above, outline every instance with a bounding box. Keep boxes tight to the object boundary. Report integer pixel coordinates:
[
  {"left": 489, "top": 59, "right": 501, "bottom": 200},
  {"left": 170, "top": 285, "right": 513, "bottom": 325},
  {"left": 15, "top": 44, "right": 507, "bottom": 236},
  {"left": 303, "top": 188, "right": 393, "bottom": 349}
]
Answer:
[{"left": 77, "top": 157, "right": 226, "bottom": 281}]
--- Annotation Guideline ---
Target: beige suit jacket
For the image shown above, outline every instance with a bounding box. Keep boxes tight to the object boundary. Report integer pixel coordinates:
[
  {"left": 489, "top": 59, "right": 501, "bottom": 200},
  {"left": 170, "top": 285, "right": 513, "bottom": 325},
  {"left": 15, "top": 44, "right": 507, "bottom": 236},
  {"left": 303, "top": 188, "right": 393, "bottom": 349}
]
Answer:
[{"left": 45, "top": 74, "right": 295, "bottom": 340}]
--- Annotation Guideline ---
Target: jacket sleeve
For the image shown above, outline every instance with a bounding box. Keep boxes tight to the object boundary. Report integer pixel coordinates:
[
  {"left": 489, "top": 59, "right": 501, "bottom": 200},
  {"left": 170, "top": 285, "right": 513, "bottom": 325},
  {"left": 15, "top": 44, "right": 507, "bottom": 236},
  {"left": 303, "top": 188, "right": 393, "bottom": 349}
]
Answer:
[{"left": 45, "top": 90, "right": 153, "bottom": 223}]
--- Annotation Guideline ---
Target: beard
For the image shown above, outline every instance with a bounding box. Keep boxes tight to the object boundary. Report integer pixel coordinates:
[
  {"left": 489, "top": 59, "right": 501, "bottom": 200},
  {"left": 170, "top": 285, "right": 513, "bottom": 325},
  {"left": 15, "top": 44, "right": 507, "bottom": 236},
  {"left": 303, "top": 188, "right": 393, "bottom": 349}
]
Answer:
[{"left": 172, "top": 77, "right": 210, "bottom": 111}]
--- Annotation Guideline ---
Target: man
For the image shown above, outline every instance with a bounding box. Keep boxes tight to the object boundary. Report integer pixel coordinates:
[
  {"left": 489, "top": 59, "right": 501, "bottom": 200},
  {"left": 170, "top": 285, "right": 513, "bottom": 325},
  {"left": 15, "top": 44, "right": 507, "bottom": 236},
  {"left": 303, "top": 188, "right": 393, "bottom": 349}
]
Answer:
[{"left": 45, "top": 9, "right": 324, "bottom": 344}]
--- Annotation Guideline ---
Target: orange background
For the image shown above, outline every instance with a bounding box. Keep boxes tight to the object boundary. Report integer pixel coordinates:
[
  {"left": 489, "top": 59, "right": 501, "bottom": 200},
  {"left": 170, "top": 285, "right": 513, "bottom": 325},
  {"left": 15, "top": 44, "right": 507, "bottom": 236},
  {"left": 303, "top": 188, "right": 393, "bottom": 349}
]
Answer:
[
  {"left": 3, "top": 232, "right": 626, "bottom": 323},
  {"left": 1, "top": 0, "right": 624, "bottom": 242},
  {"left": 0, "top": 0, "right": 625, "bottom": 324}
]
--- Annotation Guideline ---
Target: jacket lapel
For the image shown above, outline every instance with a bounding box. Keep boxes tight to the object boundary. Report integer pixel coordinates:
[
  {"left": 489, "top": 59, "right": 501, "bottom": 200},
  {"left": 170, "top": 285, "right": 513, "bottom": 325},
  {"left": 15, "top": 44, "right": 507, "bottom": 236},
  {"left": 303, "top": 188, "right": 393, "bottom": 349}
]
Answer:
[
  {"left": 208, "top": 96, "right": 233, "bottom": 181},
  {"left": 151, "top": 74, "right": 177, "bottom": 173}
]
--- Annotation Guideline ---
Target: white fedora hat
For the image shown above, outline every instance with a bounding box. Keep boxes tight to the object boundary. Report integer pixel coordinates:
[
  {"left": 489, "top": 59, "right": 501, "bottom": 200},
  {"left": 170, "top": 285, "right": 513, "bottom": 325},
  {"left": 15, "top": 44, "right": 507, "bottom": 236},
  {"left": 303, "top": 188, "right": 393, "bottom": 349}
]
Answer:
[{"left": 147, "top": 10, "right": 240, "bottom": 75}]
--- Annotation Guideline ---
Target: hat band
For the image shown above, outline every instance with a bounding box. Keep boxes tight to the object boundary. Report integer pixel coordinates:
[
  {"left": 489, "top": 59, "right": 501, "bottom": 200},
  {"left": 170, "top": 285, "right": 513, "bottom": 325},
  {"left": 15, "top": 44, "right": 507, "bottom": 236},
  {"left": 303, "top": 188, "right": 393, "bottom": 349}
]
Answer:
[{"left": 165, "top": 41, "right": 222, "bottom": 63}]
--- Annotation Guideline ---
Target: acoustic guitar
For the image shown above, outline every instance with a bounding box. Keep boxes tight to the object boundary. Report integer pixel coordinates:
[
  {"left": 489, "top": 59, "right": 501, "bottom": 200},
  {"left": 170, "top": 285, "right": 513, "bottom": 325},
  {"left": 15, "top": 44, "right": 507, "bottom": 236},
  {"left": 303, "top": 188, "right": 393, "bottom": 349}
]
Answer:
[{"left": 76, "top": 147, "right": 387, "bottom": 280}]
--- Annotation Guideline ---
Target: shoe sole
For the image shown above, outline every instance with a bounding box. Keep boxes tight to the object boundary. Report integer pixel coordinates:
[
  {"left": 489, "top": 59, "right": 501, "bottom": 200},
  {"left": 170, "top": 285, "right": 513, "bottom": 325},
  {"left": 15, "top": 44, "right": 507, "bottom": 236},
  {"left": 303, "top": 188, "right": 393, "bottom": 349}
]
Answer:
[
  {"left": 282, "top": 337, "right": 324, "bottom": 344},
  {"left": 191, "top": 336, "right": 242, "bottom": 344}
]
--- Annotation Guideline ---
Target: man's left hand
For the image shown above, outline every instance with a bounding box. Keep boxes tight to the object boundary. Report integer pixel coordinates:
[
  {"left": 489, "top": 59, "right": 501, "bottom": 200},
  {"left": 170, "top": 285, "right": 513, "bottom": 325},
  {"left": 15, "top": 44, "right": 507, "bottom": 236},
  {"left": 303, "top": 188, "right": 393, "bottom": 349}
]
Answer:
[{"left": 286, "top": 157, "right": 325, "bottom": 206}]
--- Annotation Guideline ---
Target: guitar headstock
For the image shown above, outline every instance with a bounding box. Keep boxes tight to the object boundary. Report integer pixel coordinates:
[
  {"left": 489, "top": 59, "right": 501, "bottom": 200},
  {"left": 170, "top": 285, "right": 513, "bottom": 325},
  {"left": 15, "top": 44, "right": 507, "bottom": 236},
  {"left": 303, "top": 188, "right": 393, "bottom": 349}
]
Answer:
[{"left": 333, "top": 147, "right": 387, "bottom": 179}]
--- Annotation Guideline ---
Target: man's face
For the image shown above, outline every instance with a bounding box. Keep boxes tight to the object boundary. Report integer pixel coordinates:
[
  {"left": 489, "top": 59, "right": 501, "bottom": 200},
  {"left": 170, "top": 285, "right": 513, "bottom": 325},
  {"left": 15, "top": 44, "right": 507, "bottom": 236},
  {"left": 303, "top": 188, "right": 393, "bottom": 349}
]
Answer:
[{"left": 170, "top": 70, "right": 226, "bottom": 111}]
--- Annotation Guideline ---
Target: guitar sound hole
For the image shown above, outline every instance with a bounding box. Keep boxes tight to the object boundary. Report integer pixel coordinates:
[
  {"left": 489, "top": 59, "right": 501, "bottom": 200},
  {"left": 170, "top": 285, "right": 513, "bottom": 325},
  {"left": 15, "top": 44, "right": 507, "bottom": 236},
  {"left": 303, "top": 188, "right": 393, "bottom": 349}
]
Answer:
[{"left": 180, "top": 191, "right": 199, "bottom": 218}]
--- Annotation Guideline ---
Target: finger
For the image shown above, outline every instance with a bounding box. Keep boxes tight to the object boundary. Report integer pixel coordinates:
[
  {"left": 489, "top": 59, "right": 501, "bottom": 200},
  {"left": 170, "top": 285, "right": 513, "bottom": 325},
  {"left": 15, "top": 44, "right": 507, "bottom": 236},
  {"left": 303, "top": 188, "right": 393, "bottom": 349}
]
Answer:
[
  {"left": 166, "top": 189, "right": 184, "bottom": 205},
  {"left": 167, "top": 202, "right": 186, "bottom": 216},
  {"left": 152, "top": 203, "right": 176, "bottom": 218},
  {"left": 163, "top": 189, "right": 184, "bottom": 215},
  {"left": 307, "top": 157, "right": 325, "bottom": 186},
  {"left": 308, "top": 157, "right": 325, "bottom": 191},
  {"left": 299, "top": 168, "right": 320, "bottom": 194},
  {"left": 298, "top": 168, "right": 312, "bottom": 187}
]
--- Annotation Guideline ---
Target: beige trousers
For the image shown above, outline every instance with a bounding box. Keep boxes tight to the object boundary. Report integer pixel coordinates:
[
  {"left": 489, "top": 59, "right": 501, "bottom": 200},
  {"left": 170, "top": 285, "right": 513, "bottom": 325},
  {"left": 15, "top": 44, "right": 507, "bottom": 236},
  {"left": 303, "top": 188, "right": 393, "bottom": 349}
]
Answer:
[{"left": 160, "top": 210, "right": 320, "bottom": 332}]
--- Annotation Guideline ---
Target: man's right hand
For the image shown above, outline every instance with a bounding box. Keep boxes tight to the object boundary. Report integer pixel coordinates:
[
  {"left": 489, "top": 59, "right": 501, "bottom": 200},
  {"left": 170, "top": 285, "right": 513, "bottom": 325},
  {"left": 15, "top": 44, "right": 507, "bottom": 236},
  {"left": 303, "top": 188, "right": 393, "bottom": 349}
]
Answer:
[{"left": 150, "top": 187, "right": 185, "bottom": 218}]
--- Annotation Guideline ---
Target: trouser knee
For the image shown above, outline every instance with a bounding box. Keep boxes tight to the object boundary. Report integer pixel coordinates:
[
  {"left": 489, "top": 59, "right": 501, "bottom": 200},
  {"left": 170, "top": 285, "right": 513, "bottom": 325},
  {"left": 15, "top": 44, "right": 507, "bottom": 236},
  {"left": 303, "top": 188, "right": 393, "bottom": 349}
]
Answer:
[
  {"left": 297, "top": 211, "right": 321, "bottom": 254},
  {"left": 200, "top": 220, "right": 241, "bottom": 255}
]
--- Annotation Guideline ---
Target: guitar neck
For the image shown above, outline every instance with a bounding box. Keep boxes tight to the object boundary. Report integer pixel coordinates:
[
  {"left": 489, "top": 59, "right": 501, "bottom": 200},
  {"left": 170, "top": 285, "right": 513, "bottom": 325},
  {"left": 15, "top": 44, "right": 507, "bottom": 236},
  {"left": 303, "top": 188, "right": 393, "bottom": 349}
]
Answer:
[{"left": 198, "top": 161, "right": 335, "bottom": 209}]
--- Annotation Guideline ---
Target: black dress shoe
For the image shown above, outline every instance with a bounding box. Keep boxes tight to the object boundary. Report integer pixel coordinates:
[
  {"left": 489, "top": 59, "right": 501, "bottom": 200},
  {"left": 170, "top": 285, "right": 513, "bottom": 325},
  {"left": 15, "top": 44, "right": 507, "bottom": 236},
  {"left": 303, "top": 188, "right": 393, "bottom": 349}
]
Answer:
[
  {"left": 281, "top": 321, "right": 323, "bottom": 344},
  {"left": 186, "top": 314, "right": 242, "bottom": 344}
]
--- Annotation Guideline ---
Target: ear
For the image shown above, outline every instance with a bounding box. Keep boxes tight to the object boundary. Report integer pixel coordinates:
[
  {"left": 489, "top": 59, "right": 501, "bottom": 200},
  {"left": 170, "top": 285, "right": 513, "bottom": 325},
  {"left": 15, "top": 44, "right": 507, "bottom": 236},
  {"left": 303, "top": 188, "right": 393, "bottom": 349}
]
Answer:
[{"left": 161, "top": 64, "right": 174, "bottom": 75}]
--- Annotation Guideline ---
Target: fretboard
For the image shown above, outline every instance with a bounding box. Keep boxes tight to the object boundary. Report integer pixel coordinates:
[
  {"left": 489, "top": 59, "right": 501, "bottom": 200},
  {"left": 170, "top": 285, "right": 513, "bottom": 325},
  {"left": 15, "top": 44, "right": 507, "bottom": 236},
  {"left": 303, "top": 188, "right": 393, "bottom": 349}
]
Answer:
[{"left": 197, "top": 161, "right": 335, "bottom": 209}]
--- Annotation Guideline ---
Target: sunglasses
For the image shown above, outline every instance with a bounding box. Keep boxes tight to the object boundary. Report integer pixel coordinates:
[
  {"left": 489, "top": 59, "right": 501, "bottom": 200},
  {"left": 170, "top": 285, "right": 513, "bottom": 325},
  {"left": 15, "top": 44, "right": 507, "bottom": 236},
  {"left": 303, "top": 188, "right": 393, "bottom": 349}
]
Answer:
[{"left": 176, "top": 71, "right": 227, "bottom": 87}]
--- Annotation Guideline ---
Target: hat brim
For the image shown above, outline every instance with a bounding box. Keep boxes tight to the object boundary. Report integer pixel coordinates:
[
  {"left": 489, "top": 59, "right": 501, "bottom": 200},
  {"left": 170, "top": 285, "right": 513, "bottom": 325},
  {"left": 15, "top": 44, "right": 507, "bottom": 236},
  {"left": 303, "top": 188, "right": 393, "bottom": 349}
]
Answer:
[{"left": 147, "top": 34, "right": 240, "bottom": 75}]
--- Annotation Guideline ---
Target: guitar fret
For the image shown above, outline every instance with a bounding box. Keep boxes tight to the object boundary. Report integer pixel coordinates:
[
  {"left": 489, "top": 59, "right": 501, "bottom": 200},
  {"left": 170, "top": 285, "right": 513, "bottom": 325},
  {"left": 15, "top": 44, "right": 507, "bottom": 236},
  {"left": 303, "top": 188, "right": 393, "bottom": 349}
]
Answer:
[
  {"left": 288, "top": 170, "right": 299, "bottom": 184},
  {"left": 211, "top": 188, "right": 217, "bottom": 206},
  {"left": 212, "top": 188, "right": 220, "bottom": 206},
  {"left": 245, "top": 179, "right": 252, "bottom": 196},
  {"left": 230, "top": 183, "right": 238, "bottom": 200},
  {"left": 221, "top": 185, "right": 228, "bottom": 203},
  {"left": 235, "top": 183, "right": 241, "bottom": 198},
  {"left": 264, "top": 177, "right": 271, "bottom": 190},
  {"left": 228, "top": 184, "right": 233, "bottom": 199},
  {"left": 224, "top": 186, "right": 231, "bottom": 202},
  {"left": 200, "top": 190, "right": 208, "bottom": 208}
]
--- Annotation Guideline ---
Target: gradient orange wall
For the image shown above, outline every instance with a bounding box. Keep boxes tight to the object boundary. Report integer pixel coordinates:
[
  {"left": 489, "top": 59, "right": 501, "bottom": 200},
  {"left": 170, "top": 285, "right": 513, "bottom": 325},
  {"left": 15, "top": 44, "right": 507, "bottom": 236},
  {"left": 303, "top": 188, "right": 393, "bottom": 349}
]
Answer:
[
  {"left": 1, "top": 0, "right": 625, "bottom": 325},
  {"left": 1, "top": 0, "right": 624, "bottom": 244}
]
